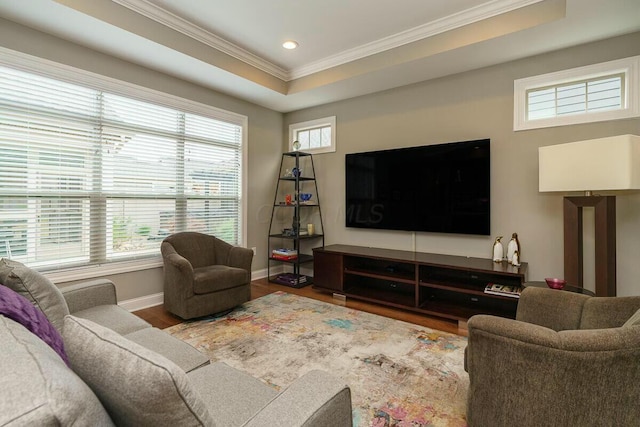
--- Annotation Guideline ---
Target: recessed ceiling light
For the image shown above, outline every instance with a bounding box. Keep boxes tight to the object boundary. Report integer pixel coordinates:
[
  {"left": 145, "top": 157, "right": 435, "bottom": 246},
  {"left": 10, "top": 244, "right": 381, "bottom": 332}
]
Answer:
[{"left": 282, "top": 40, "right": 298, "bottom": 50}]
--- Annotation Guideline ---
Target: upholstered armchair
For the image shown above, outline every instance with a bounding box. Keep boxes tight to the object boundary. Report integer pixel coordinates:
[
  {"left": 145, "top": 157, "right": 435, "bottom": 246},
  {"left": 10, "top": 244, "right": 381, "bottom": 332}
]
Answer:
[
  {"left": 465, "top": 286, "right": 640, "bottom": 427},
  {"left": 161, "top": 232, "right": 253, "bottom": 319}
]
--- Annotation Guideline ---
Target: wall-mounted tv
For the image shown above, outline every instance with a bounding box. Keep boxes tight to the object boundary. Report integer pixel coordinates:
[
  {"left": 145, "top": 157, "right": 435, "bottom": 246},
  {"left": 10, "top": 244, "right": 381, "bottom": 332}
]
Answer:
[{"left": 345, "top": 139, "right": 490, "bottom": 235}]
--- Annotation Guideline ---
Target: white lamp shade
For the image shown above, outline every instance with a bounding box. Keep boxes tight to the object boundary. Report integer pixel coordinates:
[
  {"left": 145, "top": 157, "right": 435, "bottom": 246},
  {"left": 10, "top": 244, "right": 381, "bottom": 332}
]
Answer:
[{"left": 539, "top": 134, "right": 640, "bottom": 192}]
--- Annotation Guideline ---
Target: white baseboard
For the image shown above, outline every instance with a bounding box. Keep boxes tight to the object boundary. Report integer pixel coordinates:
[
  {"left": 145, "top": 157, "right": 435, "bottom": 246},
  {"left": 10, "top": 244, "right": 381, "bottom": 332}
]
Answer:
[
  {"left": 120, "top": 269, "right": 280, "bottom": 312},
  {"left": 118, "top": 292, "right": 164, "bottom": 312}
]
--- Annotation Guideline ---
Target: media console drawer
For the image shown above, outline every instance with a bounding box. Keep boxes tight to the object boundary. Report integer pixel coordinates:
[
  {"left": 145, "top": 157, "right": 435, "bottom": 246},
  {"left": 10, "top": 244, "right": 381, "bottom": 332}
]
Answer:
[{"left": 313, "top": 244, "right": 527, "bottom": 321}]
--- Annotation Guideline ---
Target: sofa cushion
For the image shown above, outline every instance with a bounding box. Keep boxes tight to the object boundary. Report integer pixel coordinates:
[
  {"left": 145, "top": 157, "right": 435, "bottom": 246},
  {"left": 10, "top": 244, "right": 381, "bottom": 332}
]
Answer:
[
  {"left": 72, "top": 304, "right": 151, "bottom": 335},
  {"left": 63, "top": 315, "right": 215, "bottom": 426},
  {"left": 623, "top": 308, "right": 640, "bottom": 328},
  {"left": 124, "top": 327, "right": 210, "bottom": 373},
  {"left": 0, "top": 258, "right": 69, "bottom": 332},
  {"left": 193, "top": 265, "right": 249, "bottom": 294},
  {"left": 0, "top": 315, "right": 113, "bottom": 426},
  {"left": 0, "top": 284, "right": 69, "bottom": 366}
]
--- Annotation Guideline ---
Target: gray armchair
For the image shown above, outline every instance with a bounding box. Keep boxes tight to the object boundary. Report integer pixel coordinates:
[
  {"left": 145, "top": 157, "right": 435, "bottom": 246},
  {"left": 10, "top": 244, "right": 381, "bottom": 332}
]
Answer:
[
  {"left": 161, "top": 232, "right": 253, "bottom": 319},
  {"left": 465, "top": 286, "right": 640, "bottom": 427}
]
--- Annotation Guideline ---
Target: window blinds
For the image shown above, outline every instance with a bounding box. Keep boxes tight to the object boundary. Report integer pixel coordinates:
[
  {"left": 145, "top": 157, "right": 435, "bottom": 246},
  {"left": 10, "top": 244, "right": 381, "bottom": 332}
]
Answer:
[{"left": 0, "top": 65, "right": 243, "bottom": 270}]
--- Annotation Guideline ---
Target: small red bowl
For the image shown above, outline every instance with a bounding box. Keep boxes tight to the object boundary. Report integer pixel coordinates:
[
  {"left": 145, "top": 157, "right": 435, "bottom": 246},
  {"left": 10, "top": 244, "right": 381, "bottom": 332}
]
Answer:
[{"left": 545, "top": 278, "right": 566, "bottom": 289}]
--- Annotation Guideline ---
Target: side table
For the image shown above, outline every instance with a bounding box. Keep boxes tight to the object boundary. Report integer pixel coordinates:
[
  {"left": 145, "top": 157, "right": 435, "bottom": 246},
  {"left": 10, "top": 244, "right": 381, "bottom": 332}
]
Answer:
[{"left": 523, "top": 281, "right": 595, "bottom": 297}]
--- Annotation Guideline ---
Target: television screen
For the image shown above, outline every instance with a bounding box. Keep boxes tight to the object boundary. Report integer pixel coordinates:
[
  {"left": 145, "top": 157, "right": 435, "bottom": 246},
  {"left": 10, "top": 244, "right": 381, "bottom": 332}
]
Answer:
[{"left": 345, "top": 139, "right": 490, "bottom": 235}]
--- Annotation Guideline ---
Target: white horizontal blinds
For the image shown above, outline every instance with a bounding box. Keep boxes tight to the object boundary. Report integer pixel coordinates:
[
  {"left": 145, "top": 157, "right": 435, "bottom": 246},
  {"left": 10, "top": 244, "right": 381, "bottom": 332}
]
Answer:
[
  {"left": 297, "top": 124, "right": 331, "bottom": 150},
  {"left": 527, "top": 73, "right": 623, "bottom": 120},
  {"left": 0, "top": 65, "right": 243, "bottom": 269}
]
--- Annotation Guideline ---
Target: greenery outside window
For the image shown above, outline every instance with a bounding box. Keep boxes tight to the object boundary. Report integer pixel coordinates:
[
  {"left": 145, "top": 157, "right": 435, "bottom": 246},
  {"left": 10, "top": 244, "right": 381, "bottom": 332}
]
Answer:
[
  {"left": 0, "top": 62, "right": 247, "bottom": 273},
  {"left": 289, "top": 116, "right": 336, "bottom": 154}
]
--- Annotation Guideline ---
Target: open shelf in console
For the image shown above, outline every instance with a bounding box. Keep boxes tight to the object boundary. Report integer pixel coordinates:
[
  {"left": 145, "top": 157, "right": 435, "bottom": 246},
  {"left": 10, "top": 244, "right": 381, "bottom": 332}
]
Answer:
[
  {"left": 418, "top": 286, "right": 517, "bottom": 319},
  {"left": 343, "top": 255, "right": 416, "bottom": 283},
  {"left": 343, "top": 275, "right": 415, "bottom": 308}
]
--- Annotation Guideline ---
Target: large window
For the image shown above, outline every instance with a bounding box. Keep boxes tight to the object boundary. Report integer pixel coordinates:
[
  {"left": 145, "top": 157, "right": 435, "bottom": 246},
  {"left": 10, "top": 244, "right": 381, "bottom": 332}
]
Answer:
[
  {"left": 0, "top": 63, "right": 246, "bottom": 272},
  {"left": 513, "top": 56, "right": 640, "bottom": 131}
]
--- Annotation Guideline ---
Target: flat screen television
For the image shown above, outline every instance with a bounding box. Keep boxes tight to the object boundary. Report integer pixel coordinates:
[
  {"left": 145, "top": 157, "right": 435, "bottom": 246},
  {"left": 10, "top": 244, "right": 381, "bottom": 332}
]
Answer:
[{"left": 345, "top": 139, "right": 490, "bottom": 235}]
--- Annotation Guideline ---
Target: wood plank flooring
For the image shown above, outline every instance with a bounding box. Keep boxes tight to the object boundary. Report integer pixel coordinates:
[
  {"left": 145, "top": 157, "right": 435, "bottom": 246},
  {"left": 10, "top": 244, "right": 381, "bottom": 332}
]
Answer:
[{"left": 133, "top": 277, "right": 462, "bottom": 335}]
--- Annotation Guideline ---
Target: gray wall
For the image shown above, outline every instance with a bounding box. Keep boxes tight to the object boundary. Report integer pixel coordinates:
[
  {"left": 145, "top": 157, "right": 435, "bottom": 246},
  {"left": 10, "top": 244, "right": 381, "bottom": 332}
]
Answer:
[
  {"left": 284, "top": 31, "right": 640, "bottom": 296},
  {"left": 0, "top": 19, "right": 283, "bottom": 301}
]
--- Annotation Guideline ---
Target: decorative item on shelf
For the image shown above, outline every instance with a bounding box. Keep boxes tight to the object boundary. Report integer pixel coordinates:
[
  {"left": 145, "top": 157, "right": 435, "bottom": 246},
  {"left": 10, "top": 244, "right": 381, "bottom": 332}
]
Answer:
[
  {"left": 512, "top": 250, "right": 521, "bottom": 267},
  {"left": 507, "top": 233, "right": 520, "bottom": 264},
  {"left": 285, "top": 194, "right": 292, "bottom": 205},
  {"left": 299, "top": 193, "right": 312, "bottom": 203},
  {"left": 292, "top": 140, "right": 301, "bottom": 151},
  {"left": 545, "top": 277, "right": 566, "bottom": 290},
  {"left": 492, "top": 236, "right": 504, "bottom": 262},
  {"left": 284, "top": 168, "right": 293, "bottom": 178},
  {"left": 307, "top": 223, "right": 315, "bottom": 235},
  {"left": 292, "top": 167, "right": 302, "bottom": 178}
]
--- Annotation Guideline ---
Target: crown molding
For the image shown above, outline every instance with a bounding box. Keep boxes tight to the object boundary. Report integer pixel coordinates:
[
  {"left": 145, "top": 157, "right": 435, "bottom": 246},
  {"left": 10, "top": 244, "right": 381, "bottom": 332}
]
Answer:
[
  {"left": 111, "top": 0, "right": 289, "bottom": 81},
  {"left": 289, "top": 0, "right": 545, "bottom": 79},
  {"left": 112, "top": 0, "right": 544, "bottom": 82}
]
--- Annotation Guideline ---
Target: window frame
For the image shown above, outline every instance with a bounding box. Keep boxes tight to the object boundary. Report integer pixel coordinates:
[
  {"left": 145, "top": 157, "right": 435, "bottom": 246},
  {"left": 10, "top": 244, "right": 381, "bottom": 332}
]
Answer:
[
  {"left": 513, "top": 55, "right": 640, "bottom": 131},
  {"left": 288, "top": 116, "right": 336, "bottom": 154},
  {"left": 0, "top": 47, "right": 248, "bottom": 282}
]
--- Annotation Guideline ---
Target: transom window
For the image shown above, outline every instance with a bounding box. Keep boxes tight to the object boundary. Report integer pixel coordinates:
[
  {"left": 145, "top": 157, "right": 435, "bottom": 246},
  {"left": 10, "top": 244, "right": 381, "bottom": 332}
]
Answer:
[
  {"left": 289, "top": 116, "right": 336, "bottom": 154},
  {"left": 514, "top": 56, "right": 639, "bottom": 131},
  {"left": 0, "top": 63, "right": 246, "bottom": 272}
]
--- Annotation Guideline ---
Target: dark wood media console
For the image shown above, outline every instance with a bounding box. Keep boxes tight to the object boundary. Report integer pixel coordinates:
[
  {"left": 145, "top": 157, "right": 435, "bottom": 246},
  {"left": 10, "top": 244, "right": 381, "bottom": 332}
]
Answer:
[{"left": 313, "top": 244, "right": 528, "bottom": 321}]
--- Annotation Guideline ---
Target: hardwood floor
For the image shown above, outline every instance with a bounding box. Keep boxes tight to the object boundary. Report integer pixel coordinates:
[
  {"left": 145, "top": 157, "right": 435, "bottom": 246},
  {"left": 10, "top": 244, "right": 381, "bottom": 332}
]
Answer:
[{"left": 133, "top": 277, "right": 462, "bottom": 335}]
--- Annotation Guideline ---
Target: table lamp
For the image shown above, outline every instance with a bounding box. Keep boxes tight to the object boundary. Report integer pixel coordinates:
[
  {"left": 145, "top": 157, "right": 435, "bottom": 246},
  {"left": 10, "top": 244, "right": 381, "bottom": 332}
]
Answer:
[{"left": 539, "top": 134, "right": 640, "bottom": 296}]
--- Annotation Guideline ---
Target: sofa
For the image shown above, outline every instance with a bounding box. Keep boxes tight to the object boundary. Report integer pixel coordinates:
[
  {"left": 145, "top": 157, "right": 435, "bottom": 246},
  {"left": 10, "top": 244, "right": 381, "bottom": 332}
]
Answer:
[
  {"left": 465, "top": 286, "right": 640, "bottom": 427},
  {"left": 0, "top": 258, "right": 353, "bottom": 426}
]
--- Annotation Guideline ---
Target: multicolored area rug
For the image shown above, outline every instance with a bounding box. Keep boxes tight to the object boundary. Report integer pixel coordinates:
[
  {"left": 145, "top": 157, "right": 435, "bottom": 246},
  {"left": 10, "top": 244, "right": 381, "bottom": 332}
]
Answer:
[{"left": 166, "top": 291, "right": 469, "bottom": 427}]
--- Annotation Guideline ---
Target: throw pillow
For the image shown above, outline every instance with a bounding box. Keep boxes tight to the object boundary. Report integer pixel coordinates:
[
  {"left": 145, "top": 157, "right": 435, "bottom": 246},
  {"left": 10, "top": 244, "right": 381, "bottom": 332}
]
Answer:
[
  {"left": 63, "top": 315, "right": 215, "bottom": 427},
  {"left": 0, "top": 285, "right": 69, "bottom": 366},
  {"left": 623, "top": 308, "right": 640, "bottom": 328},
  {"left": 0, "top": 258, "right": 69, "bottom": 332}
]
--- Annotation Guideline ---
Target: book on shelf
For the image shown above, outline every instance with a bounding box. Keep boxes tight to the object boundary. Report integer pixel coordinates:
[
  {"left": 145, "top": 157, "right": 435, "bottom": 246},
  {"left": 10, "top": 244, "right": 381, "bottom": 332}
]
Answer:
[
  {"left": 272, "top": 248, "right": 298, "bottom": 256},
  {"left": 484, "top": 283, "right": 522, "bottom": 298},
  {"left": 271, "top": 253, "right": 298, "bottom": 260}
]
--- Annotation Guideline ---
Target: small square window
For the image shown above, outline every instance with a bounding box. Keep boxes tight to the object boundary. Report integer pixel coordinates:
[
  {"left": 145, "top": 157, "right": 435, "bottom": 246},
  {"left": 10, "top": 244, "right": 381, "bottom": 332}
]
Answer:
[{"left": 289, "top": 116, "right": 336, "bottom": 154}]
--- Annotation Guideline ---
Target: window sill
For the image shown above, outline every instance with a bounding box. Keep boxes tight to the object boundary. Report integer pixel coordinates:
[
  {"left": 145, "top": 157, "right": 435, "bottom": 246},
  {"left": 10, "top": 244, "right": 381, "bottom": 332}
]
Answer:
[{"left": 44, "top": 257, "right": 163, "bottom": 284}]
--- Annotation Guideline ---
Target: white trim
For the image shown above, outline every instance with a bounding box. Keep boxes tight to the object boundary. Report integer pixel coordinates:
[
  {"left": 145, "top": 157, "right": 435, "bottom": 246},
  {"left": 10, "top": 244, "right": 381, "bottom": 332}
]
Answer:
[
  {"left": 289, "top": 116, "right": 337, "bottom": 154},
  {"left": 111, "top": 0, "right": 289, "bottom": 81},
  {"left": 514, "top": 55, "right": 640, "bottom": 131},
  {"left": 45, "top": 258, "right": 163, "bottom": 284},
  {"left": 112, "top": 0, "right": 543, "bottom": 81},
  {"left": 290, "top": 0, "right": 544, "bottom": 79},
  {"left": 118, "top": 292, "right": 164, "bottom": 312}
]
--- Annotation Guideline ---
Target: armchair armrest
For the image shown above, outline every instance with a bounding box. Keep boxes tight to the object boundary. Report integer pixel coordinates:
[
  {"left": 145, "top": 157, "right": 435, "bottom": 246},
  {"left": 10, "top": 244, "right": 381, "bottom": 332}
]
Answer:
[
  {"left": 228, "top": 246, "right": 253, "bottom": 273},
  {"left": 466, "top": 314, "right": 640, "bottom": 426},
  {"left": 61, "top": 279, "right": 117, "bottom": 313},
  {"left": 243, "top": 370, "right": 352, "bottom": 427},
  {"left": 516, "top": 286, "right": 589, "bottom": 331}
]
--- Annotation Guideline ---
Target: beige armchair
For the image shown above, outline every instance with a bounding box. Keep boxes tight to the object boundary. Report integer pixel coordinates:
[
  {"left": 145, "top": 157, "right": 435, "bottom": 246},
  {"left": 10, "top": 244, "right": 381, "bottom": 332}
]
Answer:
[
  {"left": 465, "top": 286, "right": 640, "bottom": 427},
  {"left": 161, "top": 232, "right": 253, "bottom": 319}
]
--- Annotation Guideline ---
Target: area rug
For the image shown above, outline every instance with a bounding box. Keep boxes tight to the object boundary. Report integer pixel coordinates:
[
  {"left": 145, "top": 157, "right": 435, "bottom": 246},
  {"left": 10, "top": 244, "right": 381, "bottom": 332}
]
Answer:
[{"left": 166, "top": 291, "right": 469, "bottom": 426}]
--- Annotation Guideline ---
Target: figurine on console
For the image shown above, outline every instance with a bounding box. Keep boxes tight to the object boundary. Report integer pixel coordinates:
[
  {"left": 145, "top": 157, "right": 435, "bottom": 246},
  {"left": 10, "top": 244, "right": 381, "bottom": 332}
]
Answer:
[
  {"left": 492, "top": 236, "right": 504, "bottom": 262},
  {"left": 507, "top": 233, "right": 521, "bottom": 264}
]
